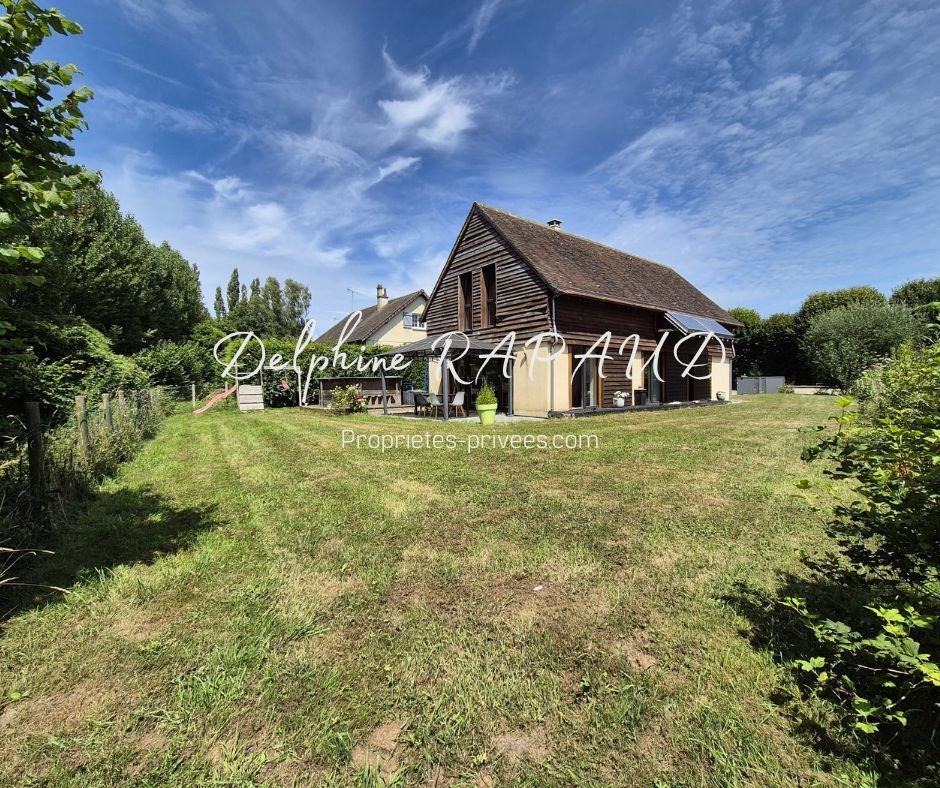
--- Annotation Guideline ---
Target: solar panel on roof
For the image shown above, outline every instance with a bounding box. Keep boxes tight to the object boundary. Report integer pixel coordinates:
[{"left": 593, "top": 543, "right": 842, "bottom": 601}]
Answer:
[
  {"left": 665, "top": 311, "right": 735, "bottom": 338},
  {"left": 698, "top": 317, "right": 735, "bottom": 338}
]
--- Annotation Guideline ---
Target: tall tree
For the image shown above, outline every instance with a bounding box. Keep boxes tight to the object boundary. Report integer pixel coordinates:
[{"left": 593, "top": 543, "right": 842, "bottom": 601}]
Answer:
[
  {"left": 214, "top": 286, "right": 226, "bottom": 319},
  {"left": 727, "top": 307, "right": 762, "bottom": 377},
  {"left": 1, "top": 0, "right": 95, "bottom": 394},
  {"left": 26, "top": 185, "right": 205, "bottom": 353},
  {"left": 754, "top": 313, "right": 802, "bottom": 381},
  {"left": 226, "top": 268, "right": 240, "bottom": 312},
  {"left": 261, "top": 276, "right": 284, "bottom": 336},
  {"left": 151, "top": 242, "right": 207, "bottom": 343},
  {"left": 284, "top": 278, "right": 311, "bottom": 334}
]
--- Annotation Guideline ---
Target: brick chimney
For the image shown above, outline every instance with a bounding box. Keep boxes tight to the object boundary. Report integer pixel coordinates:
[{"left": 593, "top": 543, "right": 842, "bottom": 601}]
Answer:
[{"left": 376, "top": 283, "right": 388, "bottom": 310}]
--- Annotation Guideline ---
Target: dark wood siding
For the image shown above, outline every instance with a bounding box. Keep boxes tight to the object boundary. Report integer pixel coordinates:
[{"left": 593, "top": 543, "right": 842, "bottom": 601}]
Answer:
[
  {"left": 425, "top": 208, "right": 732, "bottom": 407},
  {"left": 424, "top": 210, "right": 552, "bottom": 342},
  {"left": 555, "top": 296, "right": 661, "bottom": 350}
]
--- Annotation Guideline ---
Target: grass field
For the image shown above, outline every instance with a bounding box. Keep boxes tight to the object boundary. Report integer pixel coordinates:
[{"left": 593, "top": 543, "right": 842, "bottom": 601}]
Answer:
[{"left": 0, "top": 395, "right": 871, "bottom": 786}]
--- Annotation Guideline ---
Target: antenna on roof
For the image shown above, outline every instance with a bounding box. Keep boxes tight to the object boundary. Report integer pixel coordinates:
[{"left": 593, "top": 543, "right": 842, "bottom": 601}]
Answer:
[{"left": 346, "top": 287, "right": 365, "bottom": 310}]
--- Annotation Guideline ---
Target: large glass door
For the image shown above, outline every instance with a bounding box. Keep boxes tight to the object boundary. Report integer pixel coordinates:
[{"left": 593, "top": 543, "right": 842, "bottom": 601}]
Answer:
[
  {"left": 572, "top": 354, "right": 598, "bottom": 408},
  {"left": 455, "top": 358, "right": 508, "bottom": 411}
]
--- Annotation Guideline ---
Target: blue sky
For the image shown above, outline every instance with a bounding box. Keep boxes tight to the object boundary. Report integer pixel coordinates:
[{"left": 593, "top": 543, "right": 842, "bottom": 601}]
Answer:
[{"left": 42, "top": 0, "right": 940, "bottom": 328}]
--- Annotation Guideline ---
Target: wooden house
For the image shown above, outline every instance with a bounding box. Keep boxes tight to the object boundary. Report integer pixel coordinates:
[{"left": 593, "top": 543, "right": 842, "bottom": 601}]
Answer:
[{"left": 421, "top": 203, "right": 741, "bottom": 417}]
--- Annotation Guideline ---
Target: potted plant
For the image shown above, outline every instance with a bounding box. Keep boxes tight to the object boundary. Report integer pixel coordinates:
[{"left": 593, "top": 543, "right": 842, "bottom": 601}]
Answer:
[
  {"left": 475, "top": 380, "right": 498, "bottom": 425},
  {"left": 612, "top": 390, "right": 628, "bottom": 408}
]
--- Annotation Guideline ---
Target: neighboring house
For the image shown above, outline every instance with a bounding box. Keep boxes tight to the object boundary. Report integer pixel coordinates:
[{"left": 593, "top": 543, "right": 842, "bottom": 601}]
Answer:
[
  {"left": 316, "top": 285, "right": 427, "bottom": 347},
  {"left": 422, "top": 203, "right": 742, "bottom": 417}
]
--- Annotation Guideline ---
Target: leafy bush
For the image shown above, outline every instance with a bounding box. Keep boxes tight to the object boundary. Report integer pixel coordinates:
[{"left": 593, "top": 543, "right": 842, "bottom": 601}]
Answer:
[
  {"left": 778, "top": 383, "right": 795, "bottom": 394},
  {"left": 752, "top": 312, "right": 803, "bottom": 381},
  {"left": 787, "top": 341, "right": 940, "bottom": 740},
  {"left": 263, "top": 374, "right": 298, "bottom": 408},
  {"left": 2, "top": 317, "right": 150, "bottom": 425},
  {"left": 803, "top": 302, "right": 922, "bottom": 390},
  {"left": 134, "top": 340, "right": 212, "bottom": 389},
  {"left": 797, "top": 286, "right": 887, "bottom": 323},
  {"left": 890, "top": 277, "right": 940, "bottom": 309},
  {"left": 329, "top": 385, "right": 366, "bottom": 415},
  {"left": 476, "top": 380, "right": 497, "bottom": 406}
]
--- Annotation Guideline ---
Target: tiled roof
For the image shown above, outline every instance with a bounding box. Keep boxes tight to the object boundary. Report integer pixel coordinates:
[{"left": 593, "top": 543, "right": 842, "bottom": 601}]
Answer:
[
  {"left": 475, "top": 204, "right": 741, "bottom": 326},
  {"left": 315, "top": 289, "right": 427, "bottom": 343}
]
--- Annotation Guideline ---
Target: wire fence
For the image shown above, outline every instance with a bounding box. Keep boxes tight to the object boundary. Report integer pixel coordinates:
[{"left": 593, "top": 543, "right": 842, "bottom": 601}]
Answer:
[{"left": 0, "top": 387, "right": 171, "bottom": 547}]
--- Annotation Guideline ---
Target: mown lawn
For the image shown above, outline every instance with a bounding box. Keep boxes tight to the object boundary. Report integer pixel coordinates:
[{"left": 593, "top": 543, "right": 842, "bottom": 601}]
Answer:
[{"left": 0, "top": 395, "right": 867, "bottom": 786}]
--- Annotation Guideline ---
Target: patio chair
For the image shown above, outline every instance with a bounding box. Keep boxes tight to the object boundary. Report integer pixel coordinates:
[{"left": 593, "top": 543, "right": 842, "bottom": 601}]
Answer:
[
  {"left": 451, "top": 390, "right": 466, "bottom": 417},
  {"left": 427, "top": 392, "right": 443, "bottom": 418},
  {"left": 414, "top": 392, "right": 430, "bottom": 416}
]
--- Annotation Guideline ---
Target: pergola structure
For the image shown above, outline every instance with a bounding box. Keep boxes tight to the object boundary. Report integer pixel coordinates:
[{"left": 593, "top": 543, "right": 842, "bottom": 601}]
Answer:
[{"left": 376, "top": 334, "right": 508, "bottom": 420}]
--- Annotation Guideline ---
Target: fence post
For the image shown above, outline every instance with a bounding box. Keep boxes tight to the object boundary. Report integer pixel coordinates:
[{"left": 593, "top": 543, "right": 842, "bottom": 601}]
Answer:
[
  {"left": 25, "top": 401, "right": 45, "bottom": 505},
  {"left": 102, "top": 392, "right": 113, "bottom": 431},
  {"left": 191, "top": 383, "right": 197, "bottom": 408},
  {"left": 116, "top": 389, "right": 126, "bottom": 422},
  {"left": 75, "top": 395, "right": 90, "bottom": 458}
]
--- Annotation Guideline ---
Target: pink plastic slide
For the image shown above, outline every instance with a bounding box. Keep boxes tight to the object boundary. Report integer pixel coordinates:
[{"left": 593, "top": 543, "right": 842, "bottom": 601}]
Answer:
[{"left": 193, "top": 385, "right": 237, "bottom": 414}]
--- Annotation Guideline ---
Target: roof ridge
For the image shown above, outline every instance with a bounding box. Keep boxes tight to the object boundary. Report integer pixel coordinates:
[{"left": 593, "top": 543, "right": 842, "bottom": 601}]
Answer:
[
  {"left": 476, "top": 202, "right": 674, "bottom": 273},
  {"left": 315, "top": 288, "right": 428, "bottom": 342}
]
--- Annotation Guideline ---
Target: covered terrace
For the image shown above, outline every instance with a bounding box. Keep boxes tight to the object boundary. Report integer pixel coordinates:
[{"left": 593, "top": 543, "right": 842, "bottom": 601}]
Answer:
[{"left": 376, "top": 334, "right": 513, "bottom": 421}]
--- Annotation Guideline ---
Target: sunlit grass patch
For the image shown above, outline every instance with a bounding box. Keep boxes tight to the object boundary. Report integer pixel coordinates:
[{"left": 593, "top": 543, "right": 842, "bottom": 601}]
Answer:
[{"left": 0, "top": 395, "right": 875, "bottom": 785}]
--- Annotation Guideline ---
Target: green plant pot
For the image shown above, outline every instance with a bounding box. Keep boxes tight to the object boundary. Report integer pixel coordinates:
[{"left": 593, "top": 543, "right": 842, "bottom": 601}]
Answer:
[{"left": 476, "top": 402, "right": 497, "bottom": 425}]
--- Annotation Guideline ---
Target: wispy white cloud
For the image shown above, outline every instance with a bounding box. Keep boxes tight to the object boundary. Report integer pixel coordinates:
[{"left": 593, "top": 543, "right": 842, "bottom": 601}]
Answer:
[
  {"left": 378, "top": 49, "right": 512, "bottom": 149},
  {"left": 373, "top": 156, "right": 421, "bottom": 185},
  {"left": 468, "top": 0, "right": 504, "bottom": 52},
  {"left": 94, "top": 87, "right": 221, "bottom": 134},
  {"left": 184, "top": 171, "right": 252, "bottom": 201},
  {"left": 583, "top": 0, "right": 940, "bottom": 313},
  {"left": 109, "top": 0, "right": 208, "bottom": 29},
  {"left": 91, "top": 46, "right": 186, "bottom": 88},
  {"left": 269, "top": 131, "right": 366, "bottom": 175}
]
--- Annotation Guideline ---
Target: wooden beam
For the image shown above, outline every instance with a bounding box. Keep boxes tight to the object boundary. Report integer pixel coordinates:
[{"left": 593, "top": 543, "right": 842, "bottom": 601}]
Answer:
[
  {"left": 443, "top": 361, "right": 449, "bottom": 421},
  {"left": 379, "top": 368, "right": 388, "bottom": 416}
]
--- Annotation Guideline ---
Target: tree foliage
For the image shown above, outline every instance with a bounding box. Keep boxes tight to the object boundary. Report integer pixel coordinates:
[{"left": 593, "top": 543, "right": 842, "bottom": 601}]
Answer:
[
  {"left": 0, "top": 0, "right": 96, "bottom": 390},
  {"left": 213, "top": 286, "right": 226, "bottom": 319},
  {"left": 788, "top": 341, "right": 940, "bottom": 744},
  {"left": 798, "top": 286, "right": 887, "bottom": 324},
  {"left": 890, "top": 277, "right": 940, "bottom": 310},
  {"left": 22, "top": 185, "right": 206, "bottom": 352},
  {"left": 226, "top": 268, "right": 240, "bottom": 313},
  {"left": 803, "top": 302, "right": 921, "bottom": 391},
  {"left": 219, "top": 266, "right": 311, "bottom": 338},
  {"left": 728, "top": 307, "right": 762, "bottom": 376},
  {"left": 754, "top": 312, "right": 802, "bottom": 380}
]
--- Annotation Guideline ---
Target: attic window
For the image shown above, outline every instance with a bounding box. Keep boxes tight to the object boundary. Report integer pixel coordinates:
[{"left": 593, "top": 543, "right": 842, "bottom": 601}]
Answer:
[
  {"left": 458, "top": 272, "right": 473, "bottom": 331},
  {"left": 481, "top": 264, "right": 496, "bottom": 327}
]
